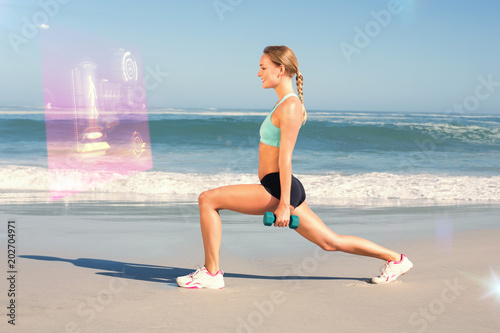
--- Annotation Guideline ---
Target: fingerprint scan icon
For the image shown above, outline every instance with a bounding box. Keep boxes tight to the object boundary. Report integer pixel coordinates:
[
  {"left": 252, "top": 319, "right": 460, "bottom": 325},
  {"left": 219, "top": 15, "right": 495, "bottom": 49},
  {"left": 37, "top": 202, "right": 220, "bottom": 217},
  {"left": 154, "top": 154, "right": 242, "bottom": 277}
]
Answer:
[
  {"left": 132, "top": 131, "right": 145, "bottom": 158},
  {"left": 122, "top": 51, "right": 138, "bottom": 84}
]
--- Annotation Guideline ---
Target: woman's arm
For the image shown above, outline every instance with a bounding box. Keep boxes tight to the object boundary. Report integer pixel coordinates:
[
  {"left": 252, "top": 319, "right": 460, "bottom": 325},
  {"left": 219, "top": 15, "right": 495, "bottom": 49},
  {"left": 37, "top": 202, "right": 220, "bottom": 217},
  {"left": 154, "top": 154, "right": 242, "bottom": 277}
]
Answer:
[{"left": 274, "top": 98, "right": 303, "bottom": 226}]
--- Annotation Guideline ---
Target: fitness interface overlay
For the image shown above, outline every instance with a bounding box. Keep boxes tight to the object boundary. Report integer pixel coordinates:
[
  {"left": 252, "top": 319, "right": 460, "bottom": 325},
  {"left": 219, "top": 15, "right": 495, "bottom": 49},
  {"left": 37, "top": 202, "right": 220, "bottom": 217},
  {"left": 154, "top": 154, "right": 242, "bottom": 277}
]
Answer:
[{"left": 40, "top": 27, "right": 153, "bottom": 200}]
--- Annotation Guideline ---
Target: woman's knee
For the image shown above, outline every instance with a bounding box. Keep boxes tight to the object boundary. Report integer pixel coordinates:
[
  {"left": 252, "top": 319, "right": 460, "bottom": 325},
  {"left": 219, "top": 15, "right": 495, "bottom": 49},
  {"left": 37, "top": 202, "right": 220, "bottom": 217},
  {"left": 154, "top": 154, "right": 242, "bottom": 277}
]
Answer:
[
  {"left": 198, "top": 190, "right": 211, "bottom": 207},
  {"left": 198, "top": 189, "right": 220, "bottom": 210},
  {"left": 318, "top": 235, "right": 343, "bottom": 252},
  {"left": 319, "top": 241, "right": 337, "bottom": 252}
]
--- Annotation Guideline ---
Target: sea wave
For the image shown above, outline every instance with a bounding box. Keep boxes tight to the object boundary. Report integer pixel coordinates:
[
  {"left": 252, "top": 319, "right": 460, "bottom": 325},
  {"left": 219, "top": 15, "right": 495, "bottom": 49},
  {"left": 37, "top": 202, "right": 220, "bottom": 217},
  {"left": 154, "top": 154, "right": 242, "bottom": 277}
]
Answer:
[
  {"left": 1, "top": 165, "right": 499, "bottom": 206},
  {"left": 3, "top": 116, "right": 498, "bottom": 149}
]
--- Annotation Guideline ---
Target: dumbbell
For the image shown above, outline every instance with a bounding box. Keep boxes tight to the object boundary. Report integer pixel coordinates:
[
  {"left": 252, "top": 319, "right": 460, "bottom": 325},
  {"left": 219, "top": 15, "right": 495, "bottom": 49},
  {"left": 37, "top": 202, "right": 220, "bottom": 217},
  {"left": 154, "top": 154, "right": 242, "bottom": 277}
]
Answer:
[{"left": 263, "top": 212, "right": 299, "bottom": 229}]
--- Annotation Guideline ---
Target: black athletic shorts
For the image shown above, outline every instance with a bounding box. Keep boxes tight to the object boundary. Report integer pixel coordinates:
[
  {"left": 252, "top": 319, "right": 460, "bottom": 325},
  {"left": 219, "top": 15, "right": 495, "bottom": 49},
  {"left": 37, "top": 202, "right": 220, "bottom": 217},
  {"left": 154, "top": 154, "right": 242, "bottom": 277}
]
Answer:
[{"left": 260, "top": 172, "right": 306, "bottom": 208}]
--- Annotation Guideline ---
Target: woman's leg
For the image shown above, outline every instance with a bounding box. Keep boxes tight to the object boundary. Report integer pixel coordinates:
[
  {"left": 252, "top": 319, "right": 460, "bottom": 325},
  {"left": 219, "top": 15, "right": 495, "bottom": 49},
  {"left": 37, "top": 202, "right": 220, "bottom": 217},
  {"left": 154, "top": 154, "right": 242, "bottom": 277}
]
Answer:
[
  {"left": 292, "top": 201, "right": 401, "bottom": 261},
  {"left": 198, "top": 184, "right": 279, "bottom": 274}
]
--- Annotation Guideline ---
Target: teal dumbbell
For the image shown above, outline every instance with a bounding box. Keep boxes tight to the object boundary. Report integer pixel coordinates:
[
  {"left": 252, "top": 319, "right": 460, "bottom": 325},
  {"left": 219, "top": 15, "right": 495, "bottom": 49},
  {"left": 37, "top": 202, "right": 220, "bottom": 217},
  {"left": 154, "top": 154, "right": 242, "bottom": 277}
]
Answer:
[{"left": 263, "top": 212, "right": 299, "bottom": 229}]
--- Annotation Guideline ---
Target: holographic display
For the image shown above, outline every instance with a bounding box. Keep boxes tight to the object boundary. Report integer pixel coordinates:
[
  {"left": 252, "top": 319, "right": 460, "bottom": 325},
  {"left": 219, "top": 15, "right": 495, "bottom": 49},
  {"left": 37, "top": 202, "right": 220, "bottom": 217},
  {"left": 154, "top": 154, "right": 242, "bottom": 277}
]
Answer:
[{"left": 40, "top": 27, "right": 153, "bottom": 200}]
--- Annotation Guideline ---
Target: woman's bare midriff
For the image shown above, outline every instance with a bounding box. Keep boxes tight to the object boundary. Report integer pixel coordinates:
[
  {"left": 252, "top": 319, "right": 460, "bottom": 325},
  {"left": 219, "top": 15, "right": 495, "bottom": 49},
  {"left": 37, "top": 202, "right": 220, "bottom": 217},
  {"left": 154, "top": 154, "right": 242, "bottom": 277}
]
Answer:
[{"left": 258, "top": 142, "right": 280, "bottom": 180}]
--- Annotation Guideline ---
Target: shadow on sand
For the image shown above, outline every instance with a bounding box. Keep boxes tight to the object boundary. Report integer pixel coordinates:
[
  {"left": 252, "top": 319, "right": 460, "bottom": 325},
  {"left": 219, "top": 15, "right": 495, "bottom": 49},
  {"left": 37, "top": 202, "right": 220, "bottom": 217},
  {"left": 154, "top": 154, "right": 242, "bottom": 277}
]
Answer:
[{"left": 20, "top": 255, "right": 370, "bottom": 285}]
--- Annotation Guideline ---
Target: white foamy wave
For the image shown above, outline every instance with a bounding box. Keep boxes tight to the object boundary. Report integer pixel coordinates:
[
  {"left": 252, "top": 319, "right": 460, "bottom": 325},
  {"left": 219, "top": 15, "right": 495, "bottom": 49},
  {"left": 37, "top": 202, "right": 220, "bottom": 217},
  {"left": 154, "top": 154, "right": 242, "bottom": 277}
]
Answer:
[
  {"left": 301, "top": 173, "right": 500, "bottom": 206},
  {"left": 1, "top": 166, "right": 499, "bottom": 206},
  {"left": 0, "top": 165, "right": 50, "bottom": 190},
  {"left": 395, "top": 122, "right": 500, "bottom": 143}
]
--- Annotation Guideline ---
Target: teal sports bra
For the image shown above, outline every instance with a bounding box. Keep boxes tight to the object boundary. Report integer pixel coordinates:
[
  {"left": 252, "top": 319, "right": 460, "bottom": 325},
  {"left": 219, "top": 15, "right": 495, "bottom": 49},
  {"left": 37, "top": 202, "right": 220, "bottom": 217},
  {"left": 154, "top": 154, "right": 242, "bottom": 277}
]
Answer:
[{"left": 259, "top": 93, "right": 297, "bottom": 148}]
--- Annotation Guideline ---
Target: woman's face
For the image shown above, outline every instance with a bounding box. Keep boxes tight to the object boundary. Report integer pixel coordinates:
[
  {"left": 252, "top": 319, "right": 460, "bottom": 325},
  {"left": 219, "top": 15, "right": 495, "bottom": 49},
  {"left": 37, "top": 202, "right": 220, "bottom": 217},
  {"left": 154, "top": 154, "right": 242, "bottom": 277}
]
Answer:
[{"left": 258, "top": 54, "right": 283, "bottom": 89}]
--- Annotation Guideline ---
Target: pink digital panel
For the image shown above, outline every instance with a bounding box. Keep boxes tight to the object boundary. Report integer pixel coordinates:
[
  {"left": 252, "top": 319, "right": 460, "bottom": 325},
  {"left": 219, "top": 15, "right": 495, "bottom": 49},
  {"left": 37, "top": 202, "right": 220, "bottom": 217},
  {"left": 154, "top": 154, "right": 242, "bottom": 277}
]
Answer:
[{"left": 40, "top": 27, "right": 153, "bottom": 200}]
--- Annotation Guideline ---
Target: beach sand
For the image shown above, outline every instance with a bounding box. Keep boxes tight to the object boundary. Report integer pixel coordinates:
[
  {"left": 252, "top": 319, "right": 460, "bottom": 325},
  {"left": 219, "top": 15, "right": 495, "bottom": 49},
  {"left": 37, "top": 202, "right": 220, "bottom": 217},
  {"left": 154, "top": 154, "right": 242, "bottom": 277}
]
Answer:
[{"left": 1, "top": 202, "right": 500, "bottom": 332}]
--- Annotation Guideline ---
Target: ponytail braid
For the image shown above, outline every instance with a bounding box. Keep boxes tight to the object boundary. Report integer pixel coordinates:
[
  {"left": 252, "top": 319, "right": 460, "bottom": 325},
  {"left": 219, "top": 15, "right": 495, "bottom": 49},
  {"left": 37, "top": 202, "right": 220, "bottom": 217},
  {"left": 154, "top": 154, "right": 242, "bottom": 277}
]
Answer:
[
  {"left": 263, "top": 45, "right": 307, "bottom": 124},
  {"left": 296, "top": 70, "right": 307, "bottom": 124}
]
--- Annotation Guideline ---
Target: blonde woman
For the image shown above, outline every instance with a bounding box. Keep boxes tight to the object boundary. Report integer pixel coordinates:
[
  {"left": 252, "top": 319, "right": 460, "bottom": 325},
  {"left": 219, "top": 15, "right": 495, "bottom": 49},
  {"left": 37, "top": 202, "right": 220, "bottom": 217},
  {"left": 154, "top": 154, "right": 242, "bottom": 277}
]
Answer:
[{"left": 177, "top": 45, "right": 413, "bottom": 289}]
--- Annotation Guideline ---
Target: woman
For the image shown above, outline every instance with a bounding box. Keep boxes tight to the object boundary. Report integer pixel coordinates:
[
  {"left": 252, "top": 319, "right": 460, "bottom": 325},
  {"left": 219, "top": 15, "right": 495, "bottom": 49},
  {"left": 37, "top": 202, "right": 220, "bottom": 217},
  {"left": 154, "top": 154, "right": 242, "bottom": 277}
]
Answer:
[{"left": 177, "top": 45, "right": 413, "bottom": 289}]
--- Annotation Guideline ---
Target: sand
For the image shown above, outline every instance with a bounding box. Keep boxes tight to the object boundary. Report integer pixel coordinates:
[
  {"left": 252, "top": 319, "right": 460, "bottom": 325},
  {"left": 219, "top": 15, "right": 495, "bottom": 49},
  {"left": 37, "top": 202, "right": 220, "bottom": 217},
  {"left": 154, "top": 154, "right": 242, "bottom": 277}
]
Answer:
[{"left": 1, "top": 202, "right": 500, "bottom": 332}]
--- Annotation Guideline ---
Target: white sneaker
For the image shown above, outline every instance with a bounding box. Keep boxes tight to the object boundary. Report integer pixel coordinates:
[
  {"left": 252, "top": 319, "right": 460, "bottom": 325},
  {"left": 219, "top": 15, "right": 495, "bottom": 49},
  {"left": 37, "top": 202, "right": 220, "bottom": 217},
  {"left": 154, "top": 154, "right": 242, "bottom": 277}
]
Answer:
[
  {"left": 176, "top": 267, "right": 225, "bottom": 289},
  {"left": 372, "top": 254, "right": 413, "bottom": 284}
]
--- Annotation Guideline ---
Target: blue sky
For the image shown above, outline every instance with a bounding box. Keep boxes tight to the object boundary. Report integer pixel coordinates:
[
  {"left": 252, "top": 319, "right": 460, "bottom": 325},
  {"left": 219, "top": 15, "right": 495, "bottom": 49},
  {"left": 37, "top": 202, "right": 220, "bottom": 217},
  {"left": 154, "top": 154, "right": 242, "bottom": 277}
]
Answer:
[{"left": 0, "top": 0, "right": 499, "bottom": 113}]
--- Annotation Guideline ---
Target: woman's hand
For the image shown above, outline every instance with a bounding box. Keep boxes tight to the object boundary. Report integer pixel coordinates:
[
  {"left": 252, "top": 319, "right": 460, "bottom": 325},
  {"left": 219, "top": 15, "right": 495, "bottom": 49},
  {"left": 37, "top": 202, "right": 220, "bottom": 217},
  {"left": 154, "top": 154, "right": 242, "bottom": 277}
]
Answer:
[{"left": 273, "top": 202, "right": 291, "bottom": 227}]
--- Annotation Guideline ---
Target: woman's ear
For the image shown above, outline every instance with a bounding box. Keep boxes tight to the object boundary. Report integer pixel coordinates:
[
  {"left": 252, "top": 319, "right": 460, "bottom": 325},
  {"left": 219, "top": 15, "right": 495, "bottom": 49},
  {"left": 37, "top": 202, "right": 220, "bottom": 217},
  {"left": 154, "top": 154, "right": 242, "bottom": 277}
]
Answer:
[{"left": 279, "top": 64, "right": 286, "bottom": 76}]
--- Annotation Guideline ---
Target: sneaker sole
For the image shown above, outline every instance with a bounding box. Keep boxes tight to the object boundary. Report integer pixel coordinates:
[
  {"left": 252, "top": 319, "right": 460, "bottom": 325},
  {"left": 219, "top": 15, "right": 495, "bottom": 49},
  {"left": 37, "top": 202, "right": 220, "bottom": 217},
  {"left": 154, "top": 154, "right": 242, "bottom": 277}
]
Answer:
[
  {"left": 177, "top": 281, "right": 225, "bottom": 289},
  {"left": 372, "top": 265, "right": 413, "bottom": 284}
]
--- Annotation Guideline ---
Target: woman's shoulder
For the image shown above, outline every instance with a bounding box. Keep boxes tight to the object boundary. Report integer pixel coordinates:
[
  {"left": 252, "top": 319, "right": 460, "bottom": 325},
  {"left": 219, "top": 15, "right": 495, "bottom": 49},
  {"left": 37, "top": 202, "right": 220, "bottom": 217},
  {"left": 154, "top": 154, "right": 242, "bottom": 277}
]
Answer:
[{"left": 277, "top": 95, "right": 302, "bottom": 118}]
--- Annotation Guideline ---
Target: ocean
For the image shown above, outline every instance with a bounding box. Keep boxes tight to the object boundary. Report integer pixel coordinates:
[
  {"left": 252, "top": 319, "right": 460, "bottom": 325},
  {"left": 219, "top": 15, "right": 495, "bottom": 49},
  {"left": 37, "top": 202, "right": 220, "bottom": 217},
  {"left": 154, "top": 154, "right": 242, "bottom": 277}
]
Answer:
[{"left": 0, "top": 106, "right": 499, "bottom": 207}]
